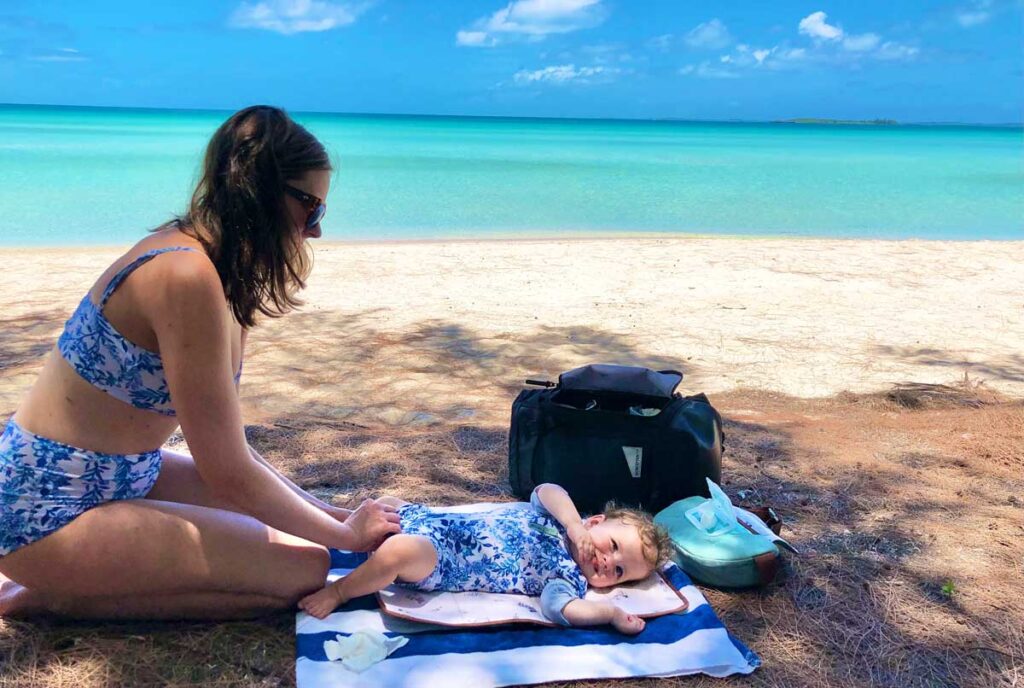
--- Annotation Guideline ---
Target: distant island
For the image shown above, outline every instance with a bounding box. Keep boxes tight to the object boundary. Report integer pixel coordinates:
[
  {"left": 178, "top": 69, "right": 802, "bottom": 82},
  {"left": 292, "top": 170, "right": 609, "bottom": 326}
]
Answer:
[{"left": 777, "top": 118, "right": 899, "bottom": 125}]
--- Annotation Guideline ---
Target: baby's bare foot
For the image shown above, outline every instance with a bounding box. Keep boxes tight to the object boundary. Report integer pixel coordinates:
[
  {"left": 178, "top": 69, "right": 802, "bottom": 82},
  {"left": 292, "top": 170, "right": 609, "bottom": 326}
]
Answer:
[{"left": 299, "top": 587, "right": 343, "bottom": 620}]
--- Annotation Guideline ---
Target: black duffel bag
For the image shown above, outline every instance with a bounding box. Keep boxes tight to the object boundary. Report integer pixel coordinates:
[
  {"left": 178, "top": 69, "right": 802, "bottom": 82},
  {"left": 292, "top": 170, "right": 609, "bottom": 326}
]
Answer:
[{"left": 509, "top": 363, "right": 724, "bottom": 514}]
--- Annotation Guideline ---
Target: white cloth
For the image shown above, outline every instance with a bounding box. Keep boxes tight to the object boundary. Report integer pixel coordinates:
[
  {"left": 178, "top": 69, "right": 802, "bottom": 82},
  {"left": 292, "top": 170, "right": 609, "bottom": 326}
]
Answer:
[{"left": 323, "top": 630, "right": 409, "bottom": 673}]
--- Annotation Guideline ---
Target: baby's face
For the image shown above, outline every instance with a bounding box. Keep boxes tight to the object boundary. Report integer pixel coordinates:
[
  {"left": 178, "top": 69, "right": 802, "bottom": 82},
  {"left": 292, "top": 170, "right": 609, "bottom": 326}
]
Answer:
[{"left": 576, "top": 517, "right": 652, "bottom": 588}]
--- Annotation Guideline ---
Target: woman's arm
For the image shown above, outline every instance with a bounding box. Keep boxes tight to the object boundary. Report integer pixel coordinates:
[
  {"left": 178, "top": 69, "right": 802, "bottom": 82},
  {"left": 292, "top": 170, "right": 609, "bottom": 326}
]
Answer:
[
  {"left": 247, "top": 445, "right": 351, "bottom": 521},
  {"left": 150, "top": 255, "right": 396, "bottom": 550}
]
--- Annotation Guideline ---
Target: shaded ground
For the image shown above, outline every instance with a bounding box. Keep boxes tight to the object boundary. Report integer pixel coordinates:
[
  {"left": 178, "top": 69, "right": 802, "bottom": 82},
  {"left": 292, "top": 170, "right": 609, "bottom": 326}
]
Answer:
[
  {"left": 0, "top": 300, "right": 1021, "bottom": 687},
  {"left": 1, "top": 384, "right": 1021, "bottom": 687}
]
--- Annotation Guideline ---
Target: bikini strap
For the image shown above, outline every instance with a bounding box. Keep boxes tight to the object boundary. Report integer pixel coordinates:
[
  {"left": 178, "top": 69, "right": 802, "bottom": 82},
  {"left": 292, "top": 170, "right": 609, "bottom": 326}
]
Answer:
[{"left": 99, "top": 246, "right": 201, "bottom": 308}]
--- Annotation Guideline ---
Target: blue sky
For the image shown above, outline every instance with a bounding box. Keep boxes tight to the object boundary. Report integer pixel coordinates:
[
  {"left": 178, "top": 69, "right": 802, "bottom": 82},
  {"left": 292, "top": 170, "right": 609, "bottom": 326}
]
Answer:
[{"left": 1, "top": 0, "right": 1021, "bottom": 123}]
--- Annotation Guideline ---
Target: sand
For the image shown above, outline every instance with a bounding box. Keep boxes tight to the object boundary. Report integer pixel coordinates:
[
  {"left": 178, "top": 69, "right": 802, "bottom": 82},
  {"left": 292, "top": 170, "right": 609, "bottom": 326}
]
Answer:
[
  {"left": 1, "top": 235, "right": 1022, "bottom": 687},
  {"left": 1, "top": 236, "right": 1022, "bottom": 425}
]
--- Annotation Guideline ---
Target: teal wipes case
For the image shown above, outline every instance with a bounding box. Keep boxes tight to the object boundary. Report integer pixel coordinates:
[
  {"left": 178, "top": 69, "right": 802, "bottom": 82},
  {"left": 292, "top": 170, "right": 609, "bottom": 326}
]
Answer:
[{"left": 654, "top": 479, "right": 793, "bottom": 588}]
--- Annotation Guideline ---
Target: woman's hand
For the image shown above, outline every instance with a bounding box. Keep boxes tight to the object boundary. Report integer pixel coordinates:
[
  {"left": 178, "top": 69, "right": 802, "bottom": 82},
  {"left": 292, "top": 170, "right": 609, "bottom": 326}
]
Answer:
[
  {"left": 343, "top": 499, "right": 401, "bottom": 551},
  {"left": 611, "top": 607, "right": 646, "bottom": 635},
  {"left": 567, "top": 523, "right": 595, "bottom": 567}
]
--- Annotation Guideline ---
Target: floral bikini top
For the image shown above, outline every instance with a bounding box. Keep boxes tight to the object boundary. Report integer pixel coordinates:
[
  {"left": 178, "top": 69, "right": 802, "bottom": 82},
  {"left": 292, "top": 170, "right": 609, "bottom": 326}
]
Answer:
[{"left": 57, "top": 247, "right": 242, "bottom": 417}]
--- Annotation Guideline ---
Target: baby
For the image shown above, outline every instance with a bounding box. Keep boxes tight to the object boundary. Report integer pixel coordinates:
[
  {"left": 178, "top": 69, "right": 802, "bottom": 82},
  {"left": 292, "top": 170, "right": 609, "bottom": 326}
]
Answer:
[{"left": 299, "top": 483, "right": 673, "bottom": 634}]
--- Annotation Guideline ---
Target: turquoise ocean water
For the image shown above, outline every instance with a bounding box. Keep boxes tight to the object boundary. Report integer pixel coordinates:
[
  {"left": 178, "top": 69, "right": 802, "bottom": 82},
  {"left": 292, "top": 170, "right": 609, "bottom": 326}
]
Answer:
[{"left": 0, "top": 104, "right": 1021, "bottom": 246}]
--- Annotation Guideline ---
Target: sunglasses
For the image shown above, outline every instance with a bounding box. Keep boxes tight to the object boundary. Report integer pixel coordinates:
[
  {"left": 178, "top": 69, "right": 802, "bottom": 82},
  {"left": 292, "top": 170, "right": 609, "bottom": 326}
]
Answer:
[{"left": 284, "top": 184, "right": 327, "bottom": 229}]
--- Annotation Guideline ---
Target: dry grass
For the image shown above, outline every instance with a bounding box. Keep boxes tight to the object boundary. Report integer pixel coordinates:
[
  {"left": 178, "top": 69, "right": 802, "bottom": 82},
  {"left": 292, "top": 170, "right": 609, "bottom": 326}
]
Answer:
[{"left": 2, "top": 383, "right": 1022, "bottom": 687}]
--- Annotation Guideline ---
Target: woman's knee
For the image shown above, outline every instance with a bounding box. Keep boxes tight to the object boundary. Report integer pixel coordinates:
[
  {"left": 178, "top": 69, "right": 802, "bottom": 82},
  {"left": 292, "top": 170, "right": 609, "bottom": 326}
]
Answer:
[{"left": 272, "top": 538, "right": 331, "bottom": 602}]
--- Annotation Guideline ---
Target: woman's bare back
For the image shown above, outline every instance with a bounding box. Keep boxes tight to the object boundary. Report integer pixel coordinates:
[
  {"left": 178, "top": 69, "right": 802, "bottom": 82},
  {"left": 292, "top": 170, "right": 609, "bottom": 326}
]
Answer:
[{"left": 13, "top": 226, "right": 245, "bottom": 455}]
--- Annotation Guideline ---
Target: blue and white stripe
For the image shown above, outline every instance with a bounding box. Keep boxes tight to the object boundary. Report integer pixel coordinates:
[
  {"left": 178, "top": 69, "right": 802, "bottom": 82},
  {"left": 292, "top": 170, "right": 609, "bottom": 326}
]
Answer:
[{"left": 296, "top": 548, "right": 759, "bottom": 688}]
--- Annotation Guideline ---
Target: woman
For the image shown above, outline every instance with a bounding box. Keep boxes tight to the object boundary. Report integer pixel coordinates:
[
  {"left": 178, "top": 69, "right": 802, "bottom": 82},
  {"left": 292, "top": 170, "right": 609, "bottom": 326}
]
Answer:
[{"left": 0, "top": 106, "right": 399, "bottom": 619}]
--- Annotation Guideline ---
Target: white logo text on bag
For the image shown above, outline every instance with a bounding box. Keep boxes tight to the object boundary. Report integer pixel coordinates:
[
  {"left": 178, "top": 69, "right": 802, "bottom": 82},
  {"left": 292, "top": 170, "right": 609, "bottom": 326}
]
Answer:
[{"left": 622, "top": 446, "right": 643, "bottom": 478}]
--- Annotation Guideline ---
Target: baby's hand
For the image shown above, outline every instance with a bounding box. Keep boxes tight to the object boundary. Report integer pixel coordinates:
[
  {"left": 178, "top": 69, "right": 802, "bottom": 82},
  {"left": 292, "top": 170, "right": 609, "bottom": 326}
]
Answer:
[
  {"left": 567, "top": 524, "right": 595, "bottom": 568},
  {"left": 299, "top": 586, "right": 342, "bottom": 620},
  {"left": 611, "top": 607, "right": 646, "bottom": 635}
]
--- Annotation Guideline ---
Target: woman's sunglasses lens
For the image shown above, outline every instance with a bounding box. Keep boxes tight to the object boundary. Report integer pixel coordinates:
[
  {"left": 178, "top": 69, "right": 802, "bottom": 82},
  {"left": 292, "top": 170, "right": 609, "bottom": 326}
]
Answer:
[{"left": 308, "top": 204, "right": 326, "bottom": 228}]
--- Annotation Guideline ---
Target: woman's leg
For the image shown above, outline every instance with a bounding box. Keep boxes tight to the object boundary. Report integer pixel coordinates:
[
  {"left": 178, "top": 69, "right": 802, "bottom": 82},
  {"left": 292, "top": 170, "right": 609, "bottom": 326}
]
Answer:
[
  {"left": 0, "top": 575, "right": 34, "bottom": 616},
  {"left": 0, "top": 498, "right": 329, "bottom": 620},
  {"left": 298, "top": 534, "right": 436, "bottom": 619},
  {"left": 2, "top": 583, "right": 287, "bottom": 620},
  {"left": 144, "top": 448, "right": 246, "bottom": 511}
]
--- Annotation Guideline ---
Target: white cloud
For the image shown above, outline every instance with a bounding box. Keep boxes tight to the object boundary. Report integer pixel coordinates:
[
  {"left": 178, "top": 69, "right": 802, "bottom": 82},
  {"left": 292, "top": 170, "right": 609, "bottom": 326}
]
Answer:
[
  {"left": 458, "top": 0, "right": 605, "bottom": 47},
  {"left": 679, "top": 10, "right": 919, "bottom": 78},
  {"left": 798, "top": 11, "right": 843, "bottom": 41},
  {"left": 513, "top": 63, "right": 611, "bottom": 84},
  {"left": 842, "top": 32, "right": 880, "bottom": 52},
  {"left": 679, "top": 61, "right": 740, "bottom": 79},
  {"left": 683, "top": 18, "right": 732, "bottom": 50},
  {"left": 581, "top": 42, "right": 622, "bottom": 54},
  {"left": 956, "top": 10, "right": 990, "bottom": 26},
  {"left": 875, "top": 41, "right": 919, "bottom": 60},
  {"left": 229, "top": 0, "right": 366, "bottom": 34},
  {"left": 711, "top": 42, "right": 816, "bottom": 73},
  {"left": 646, "top": 33, "right": 673, "bottom": 51},
  {"left": 456, "top": 30, "right": 495, "bottom": 47},
  {"left": 579, "top": 43, "right": 633, "bottom": 64},
  {"left": 956, "top": 0, "right": 993, "bottom": 27},
  {"left": 30, "top": 48, "right": 87, "bottom": 62}
]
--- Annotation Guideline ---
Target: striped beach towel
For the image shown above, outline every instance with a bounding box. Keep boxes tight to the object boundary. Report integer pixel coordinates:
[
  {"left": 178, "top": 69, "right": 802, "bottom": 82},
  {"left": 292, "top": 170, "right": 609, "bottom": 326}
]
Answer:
[{"left": 296, "top": 549, "right": 760, "bottom": 687}]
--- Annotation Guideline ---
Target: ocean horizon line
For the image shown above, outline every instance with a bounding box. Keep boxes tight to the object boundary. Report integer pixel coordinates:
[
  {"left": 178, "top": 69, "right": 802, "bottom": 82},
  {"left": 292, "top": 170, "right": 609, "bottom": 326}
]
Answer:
[{"left": 2, "top": 101, "right": 1021, "bottom": 130}]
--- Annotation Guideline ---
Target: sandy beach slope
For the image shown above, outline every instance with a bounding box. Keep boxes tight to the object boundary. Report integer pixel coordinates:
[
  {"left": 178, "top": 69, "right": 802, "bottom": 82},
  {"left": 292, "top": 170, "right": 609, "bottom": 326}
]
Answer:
[{"left": 1, "top": 236, "right": 1021, "bottom": 425}]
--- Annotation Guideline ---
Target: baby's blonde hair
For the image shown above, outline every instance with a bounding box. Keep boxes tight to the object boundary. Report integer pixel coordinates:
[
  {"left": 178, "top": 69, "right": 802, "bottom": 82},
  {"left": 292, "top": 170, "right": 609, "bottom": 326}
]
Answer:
[{"left": 601, "top": 503, "right": 674, "bottom": 569}]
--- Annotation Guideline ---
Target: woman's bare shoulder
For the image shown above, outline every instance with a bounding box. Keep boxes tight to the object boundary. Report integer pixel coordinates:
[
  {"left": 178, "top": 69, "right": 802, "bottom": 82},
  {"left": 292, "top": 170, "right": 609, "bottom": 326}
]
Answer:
[{"left": 123, "top": 231, "right": 226, "bottom": 328}]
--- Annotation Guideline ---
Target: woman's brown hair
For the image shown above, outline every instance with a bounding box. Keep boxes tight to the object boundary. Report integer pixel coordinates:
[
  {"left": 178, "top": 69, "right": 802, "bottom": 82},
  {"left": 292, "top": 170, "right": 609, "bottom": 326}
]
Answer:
[{"left": 174, "top": 105, "right": 331, "bottom": 328}]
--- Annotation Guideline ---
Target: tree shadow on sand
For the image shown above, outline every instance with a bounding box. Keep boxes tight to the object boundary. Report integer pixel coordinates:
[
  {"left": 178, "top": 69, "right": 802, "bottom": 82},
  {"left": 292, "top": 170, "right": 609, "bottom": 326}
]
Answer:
[
  {"left": 257, "top": 398, "right": 1020, "bottom": 688},
  {"left": 692, "top": 404, "right": 1023, "bottom": 688},
  {"left": 240, "top": 309, "right": 695, "bottom": 428},
  {"left": 871, "top": 344, "right": 1024, "bottom": 386},
  {"left": 2, "top": 315, "right": 1022, "bottom": 687},
  {"left": 0, "top": 308, "right": 67, "bottom": 415}
]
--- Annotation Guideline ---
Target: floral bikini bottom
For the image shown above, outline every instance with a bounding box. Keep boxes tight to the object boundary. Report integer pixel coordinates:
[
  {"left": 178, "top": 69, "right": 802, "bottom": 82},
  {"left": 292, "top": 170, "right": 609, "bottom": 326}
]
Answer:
[{"left": 0, "top": 417, "right": 162, "bottom": 557}]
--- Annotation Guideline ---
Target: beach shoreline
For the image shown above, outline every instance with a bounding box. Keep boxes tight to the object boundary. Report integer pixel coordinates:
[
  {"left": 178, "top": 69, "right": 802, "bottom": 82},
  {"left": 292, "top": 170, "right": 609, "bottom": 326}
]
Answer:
[
  {"left": 2, "top": 235, "right": 1022, "bottom": 425},
  {"left": 3, "top": 229, "right": 1024, "bottom": 253}
]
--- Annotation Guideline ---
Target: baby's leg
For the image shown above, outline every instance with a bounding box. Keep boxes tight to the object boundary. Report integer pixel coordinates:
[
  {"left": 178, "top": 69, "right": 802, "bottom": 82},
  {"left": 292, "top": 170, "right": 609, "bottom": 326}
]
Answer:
[{"left": 298, "top": 535, "right": 437, "bottom": 619}]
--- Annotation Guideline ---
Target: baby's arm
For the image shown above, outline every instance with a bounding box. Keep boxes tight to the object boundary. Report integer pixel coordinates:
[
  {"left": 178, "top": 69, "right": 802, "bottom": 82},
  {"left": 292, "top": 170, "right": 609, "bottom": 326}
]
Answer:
[
  {"left": 533, "top": 483, "right": 584, "bottom": 532},
  {"left": 563, "top": 600, "right": 646, "bottom": 635},
  {"left": 541, "top": 579, "right": 645, "bottom": 634},
  {"left": 533, "top": 484, "right": 594, "bottom": 563}
]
